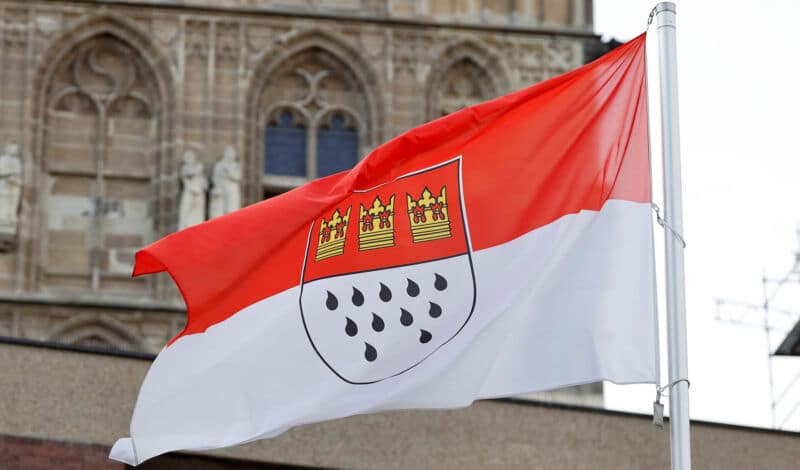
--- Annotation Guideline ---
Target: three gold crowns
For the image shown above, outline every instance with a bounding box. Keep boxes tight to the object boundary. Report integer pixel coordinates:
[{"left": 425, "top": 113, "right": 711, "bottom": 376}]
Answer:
[{"left": 315, "top": 186, "right": 452, "bottom": 261}]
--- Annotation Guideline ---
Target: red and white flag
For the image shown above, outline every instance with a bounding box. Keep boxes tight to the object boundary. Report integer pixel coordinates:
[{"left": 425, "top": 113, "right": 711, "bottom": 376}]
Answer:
[{"left": 111, "top": 34, "right": 655, "bottom": 464}]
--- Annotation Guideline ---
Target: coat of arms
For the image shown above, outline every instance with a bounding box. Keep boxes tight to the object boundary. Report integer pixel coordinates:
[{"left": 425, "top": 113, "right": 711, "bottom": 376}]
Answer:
[{"left": 299, "top": 159, "right": 475, "bottom": 384}]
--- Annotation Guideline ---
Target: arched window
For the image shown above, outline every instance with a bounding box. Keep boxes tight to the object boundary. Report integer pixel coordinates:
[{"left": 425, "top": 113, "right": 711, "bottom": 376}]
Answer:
[
  {"left": 257, "top": 47, "right": 370, "bottom": 196},
  {"left": 38, "top": 34, "right": 161, "bottom": 296}
]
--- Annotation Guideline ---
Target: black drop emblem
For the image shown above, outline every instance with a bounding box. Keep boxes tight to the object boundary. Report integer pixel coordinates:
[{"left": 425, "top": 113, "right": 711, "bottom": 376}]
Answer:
[
  {"left": 429, "top": 301, "right": 442, "bottom": 318},
  {"left": 325, "top": 291, "right": 338, "bottom": 310},
  {"left": 434, "top": 273, "right": 448, "bottom": 291},
  {"left": 406, "top": 278, "right": 420, "bottom": 297},
  {"left": 379, "top": 283, "right": 392, "bottom": 302},
  {"left": 352, "top": 287, "right": 364, "bottom": 307},
  {"left": 345, "top": 317, "right": 358, "bottom": 337},
  {"left": 400, "top": 308, "right": 414, "bottom": 326},
  {"left": 371, "top": 313, "right": 385, "bottom": 332},
  {"left": 364, "top": 343, "right": 378, "bottom": 362},
  {"left": 419, "top": 329, "right": 432, "bottom": 344}
]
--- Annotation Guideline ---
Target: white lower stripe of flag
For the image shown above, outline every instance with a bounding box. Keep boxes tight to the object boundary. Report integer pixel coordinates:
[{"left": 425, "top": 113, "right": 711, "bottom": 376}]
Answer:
[{"left": 111, "top": 199, "right": 656, "bottom": 464}]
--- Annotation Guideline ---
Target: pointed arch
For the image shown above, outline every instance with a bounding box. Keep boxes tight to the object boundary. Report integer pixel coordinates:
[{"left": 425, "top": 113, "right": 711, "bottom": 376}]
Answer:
[
  {"left": 245, "top": 28, "right": 384, "bottom": 201},
  {"left": 26, "top": 15, "right": 176, "bottom": 297},
  {"left": 425, "top": 38, "right": 512, "bottom": 120},
  {"left": 47, "top": 315, "right": 143, "bottom": 351}
]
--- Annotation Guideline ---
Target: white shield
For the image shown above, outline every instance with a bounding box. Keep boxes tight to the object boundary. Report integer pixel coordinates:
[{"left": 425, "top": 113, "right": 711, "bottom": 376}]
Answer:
[{"left": 300, "top": 254, "right": 475, "bottom": 384}]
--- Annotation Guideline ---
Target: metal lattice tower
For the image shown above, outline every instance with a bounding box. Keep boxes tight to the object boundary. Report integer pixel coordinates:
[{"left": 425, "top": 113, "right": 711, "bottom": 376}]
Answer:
[{"left": 715, "top": 229, "right": 800, "bottom": 430}]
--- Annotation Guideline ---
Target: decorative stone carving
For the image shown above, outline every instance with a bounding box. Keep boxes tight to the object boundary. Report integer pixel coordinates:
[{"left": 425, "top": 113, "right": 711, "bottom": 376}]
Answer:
[
  {"left": 425, "top": 39, "right": 513, "bottom": 120},
  {"left": 178, "top": 150, "right": 207, "bottom": 230},
  {"left": 209, "top": 146, "right": 242, "bottom": 219},
  {"left": 185, "top": 20, "right": 209, "bottom": 60},
  {"left": 436, "top": 59, "right": 495, "bottom": 116},
  {"left": 47, "top": 314, "right": 143, "bottom": 352},
  {"left": 3, "top": 8, "right": 29, "bottom": 50},
  {"left": 0, "top": 143, "right": 22, "bottom": 249},
  {"left": 215, "top": 22, "right": 240, "bottom": 65},
  {"left": 0, "top": 300, "right": 183, "bottom": 355}
]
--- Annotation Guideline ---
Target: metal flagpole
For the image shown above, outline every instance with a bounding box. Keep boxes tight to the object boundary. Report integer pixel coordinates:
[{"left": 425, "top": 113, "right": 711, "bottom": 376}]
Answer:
[{"left": 653, "top": 3, "right": 691, "bottom": 469}]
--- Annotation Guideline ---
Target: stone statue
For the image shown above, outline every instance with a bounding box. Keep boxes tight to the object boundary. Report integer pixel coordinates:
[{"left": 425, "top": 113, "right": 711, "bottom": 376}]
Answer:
[
  {"left": 209, "top": 146, "right": 241, "bottom": 219},
  {"left": 178, "top": 150, "right": 207, "bottom": 230},
  {"left": 0, "top": 143, "right": 22, "bottom": 235}
]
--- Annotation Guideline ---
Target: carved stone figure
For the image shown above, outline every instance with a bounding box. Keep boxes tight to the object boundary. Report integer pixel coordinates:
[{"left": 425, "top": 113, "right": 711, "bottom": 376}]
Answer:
[
  {"left": 0, "top": 143, "right": 22, "bottom": 235},
  {"left": 178, "top": 150, "right": 207, "bottom": 230},
  {"left": 209, "top": 146, "right": 242, "bottom": 219}
]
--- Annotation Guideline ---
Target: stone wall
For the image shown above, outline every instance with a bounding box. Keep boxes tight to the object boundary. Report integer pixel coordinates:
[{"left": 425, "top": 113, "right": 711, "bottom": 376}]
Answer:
[
  {"left": 0, "top": 434, "right": 116, "bottom": 470},
  {"left": 0, "top": 433, "right": 312, "bottom": 469},
  {"left": 1, "top": 343, "right": 797, "bottom": 469},
  {"left": 94, "top": 0, "right": 593, "bottom": 30},
  {"left": 0, "top": 295, "right": 182, "bottom": 354}
]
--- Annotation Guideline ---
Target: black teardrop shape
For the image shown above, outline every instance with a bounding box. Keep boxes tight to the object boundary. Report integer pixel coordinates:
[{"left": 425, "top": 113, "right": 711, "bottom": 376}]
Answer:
[
  {"left": 352, "top": 287, "right": 364, "bottom": 307},
  {"left": 400, "top": 308, "right": 414, "bottom": 326},
  {"left": 345, "top": 317, "right": 358, "bottom": 337},
  {"left": 364, "top": 342, "right": 378, "bottom": 362},
  {"left": 419, "top": 329, "right": 432, "bottom": 344},
  {"left": 406, "top": 278, "right": 420, "bottom": 297},
  {"left": 379, "top": 283, "right": 392, "bottom": 302},
  {"left": 429, "top": 301, "right": 442, "bottom": 318},
  {"left": 325, "top": 291, "right": 338, "bottom": 310},
  {"left": 371, "top": 313, "right": 385, "bottom": 332},
  {"left": 434, "top": 273, "right": 448, "bottom": 291}
]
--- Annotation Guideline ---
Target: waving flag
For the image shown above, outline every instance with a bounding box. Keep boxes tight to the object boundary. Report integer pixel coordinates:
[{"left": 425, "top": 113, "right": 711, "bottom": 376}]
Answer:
[{"left": 111, "top": 34, "right": 655, "bottom": 465}]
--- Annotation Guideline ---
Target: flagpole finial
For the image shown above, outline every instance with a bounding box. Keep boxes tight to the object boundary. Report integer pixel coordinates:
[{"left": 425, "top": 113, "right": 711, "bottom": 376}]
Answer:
[
  {"left": 649, "top": 2, "right": 675, "bottom": 28},
  {"left": 656, "top": 2, "right": 676, "bottom": 14}
]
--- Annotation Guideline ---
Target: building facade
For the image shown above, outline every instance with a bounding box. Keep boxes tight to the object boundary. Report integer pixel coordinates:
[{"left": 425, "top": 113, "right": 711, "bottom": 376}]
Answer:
[{"left": 0, "top": 0, "right": 600, "bottom": 355}]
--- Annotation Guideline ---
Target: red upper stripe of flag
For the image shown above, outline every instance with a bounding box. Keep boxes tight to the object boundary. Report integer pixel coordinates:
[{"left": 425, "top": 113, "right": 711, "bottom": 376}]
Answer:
[{"left": 134, "top": 33, "right": 650, "bottom": 343}]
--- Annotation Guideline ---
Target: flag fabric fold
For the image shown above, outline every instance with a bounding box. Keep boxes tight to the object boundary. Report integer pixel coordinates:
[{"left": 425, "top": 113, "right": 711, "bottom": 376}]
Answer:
[{"left": 111, "top": 33, "right": 655, "bottom": 465}]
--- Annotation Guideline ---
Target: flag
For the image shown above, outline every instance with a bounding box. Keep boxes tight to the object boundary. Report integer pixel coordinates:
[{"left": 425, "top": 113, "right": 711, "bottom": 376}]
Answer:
[{"left": 111, "top": 33, "right": 655, "bottom": 465}]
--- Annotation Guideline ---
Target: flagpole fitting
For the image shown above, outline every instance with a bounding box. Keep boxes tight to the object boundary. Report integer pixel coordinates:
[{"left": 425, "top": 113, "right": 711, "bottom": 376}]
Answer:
[
  {"left": 654, "top": 2, "right": 676, "bottom": 18},
  {"left": 658, "top": 378, "right": 691, "bottom": 396},
  {"left": 653, "top": 378, "right": 690, "bottom": 428},
  {"left": 652, "top": 203, "right": 686, "bottom": 248}
]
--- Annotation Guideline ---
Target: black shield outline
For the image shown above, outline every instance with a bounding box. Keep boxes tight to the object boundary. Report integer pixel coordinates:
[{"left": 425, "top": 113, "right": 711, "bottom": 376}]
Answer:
[{"left": 298, "top": 157, "right": 477, "bottom": 385}]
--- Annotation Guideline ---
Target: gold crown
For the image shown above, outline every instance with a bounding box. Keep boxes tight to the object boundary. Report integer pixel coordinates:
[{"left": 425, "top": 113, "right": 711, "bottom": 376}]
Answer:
[
  {"left": 315, "top": 206, "right": 351, "bottom": 261},
  {"left": 358, "top": 195, "right": 395, "bottom": 251},
  {"left": 406, "top": 186, "right": 451, "bottom": 243}
]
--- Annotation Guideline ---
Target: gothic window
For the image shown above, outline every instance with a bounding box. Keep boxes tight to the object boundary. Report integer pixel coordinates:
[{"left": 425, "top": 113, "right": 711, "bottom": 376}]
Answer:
[
  {"left": 39, "top": 34, "right": 161, "bottom": 296},
  {"left": 258, "top": 48, "right": 369, "bottom": 195}
]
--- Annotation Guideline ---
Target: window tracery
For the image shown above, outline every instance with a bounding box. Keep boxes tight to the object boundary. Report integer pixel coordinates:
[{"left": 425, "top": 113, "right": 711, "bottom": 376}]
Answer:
[
  {"left": 39, "top": 35, "right": 160, "bottom": 295},
  {"left": 426, "top": 40, "right": 511, "bottom": 120},
  {"left": 258, "top": 48, "right": 368, "bottom": 194},
  {"left": 435, "top": 58, "right": 496, "bottom": 116}
]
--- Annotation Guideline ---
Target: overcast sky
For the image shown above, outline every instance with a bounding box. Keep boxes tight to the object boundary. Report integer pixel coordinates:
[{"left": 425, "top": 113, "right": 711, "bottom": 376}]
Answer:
[{"left": 595, "top": 0, "right": 800, "bottom": 431}]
